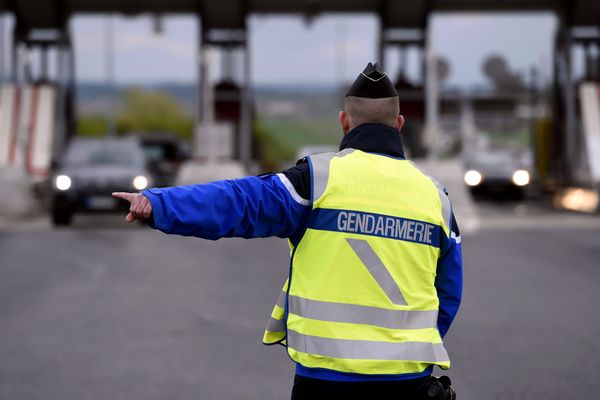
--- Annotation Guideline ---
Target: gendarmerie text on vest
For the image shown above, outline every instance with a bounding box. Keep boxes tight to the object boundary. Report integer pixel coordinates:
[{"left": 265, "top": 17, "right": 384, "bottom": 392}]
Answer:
[{"left": 336, "top": 210, "right": 435, "bottom": 245}]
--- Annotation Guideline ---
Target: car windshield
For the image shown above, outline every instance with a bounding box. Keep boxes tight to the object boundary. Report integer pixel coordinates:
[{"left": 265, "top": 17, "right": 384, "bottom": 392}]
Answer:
[
  {"left": 143, "top": 144, "right": 166, "bottom": 162},
  {"left": 64, "top": 141, "right": 144, "bottom": 167}
]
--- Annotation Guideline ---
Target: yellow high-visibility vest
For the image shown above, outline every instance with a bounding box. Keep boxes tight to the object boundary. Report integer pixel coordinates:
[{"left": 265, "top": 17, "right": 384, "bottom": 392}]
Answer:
[{"left": 263, "top": 148, "right": 452, "bottom": 375}]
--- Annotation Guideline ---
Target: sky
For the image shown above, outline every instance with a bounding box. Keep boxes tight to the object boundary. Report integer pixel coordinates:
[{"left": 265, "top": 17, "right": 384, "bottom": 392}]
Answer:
[{"left": 1, "top": 12, "right": 557, "bottom": 88}]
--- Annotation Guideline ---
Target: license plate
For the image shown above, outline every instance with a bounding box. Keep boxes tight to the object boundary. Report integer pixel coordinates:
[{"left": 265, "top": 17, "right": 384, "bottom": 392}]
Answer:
[{"left": 87, "top": 196, "right": 117, "bottom": 210}]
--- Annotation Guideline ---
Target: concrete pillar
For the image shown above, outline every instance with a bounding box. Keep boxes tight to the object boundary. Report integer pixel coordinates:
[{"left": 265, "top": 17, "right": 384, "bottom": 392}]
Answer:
[
  {"left": 196, "top": 17, "right": 205, "bottom": 124},
  {"left": 221, "top": 47, "right": 234, "bottom": 81},
  {"left": 55, "top": 41, "right": 67, "bottom": 157},
  {"left": 596, "top": 42, "right": 600, "bottom": 81},
  {"left": 53, "top": 24, "right": 74, "bottom": 154},
  {"left": 104, "top": 16, "right": 116, "bottom": 136},
  {"left": 378, "top": 24, "right": 386, "bottom": 68},
  {"left": 0, "top": 14, "right": 4, "bottom": 81},
  {"left": 22, "top": 46, "right": 32, "bottom": 83},
  {"left": 583, "top": 42, "right": 592, "bottom": 81},
  {"left": 67, "top": 34, "right": 77, "bottom": 139},
  {"left": 561, "top": 25, "right": 576, "bottom": 181},
  {"left": 459, "top": 95, "right": 475, "bottom": 146},
  {"left": 201, "top": 45, "right": 214, "bottom": 123},
  {"left": 194, "top": 20, "right": 218, "bottom": 163},
  {"left": 420, "top": 46, "right": 426, "bottom": 86},
  {"left": 240, "top": 41, "right": 251, "bottom": 164},
  {"left": 398, "top": 46, "right": 407, "bottom": 75},
  {"left": 424, "top": 26, "right": 439, "bottom": 157},
  {"left": 11, "top": 28, "right": 19, "bottom": 83},
  {"left": 40, "top": 46, "right": 48, "bottom": 81}
]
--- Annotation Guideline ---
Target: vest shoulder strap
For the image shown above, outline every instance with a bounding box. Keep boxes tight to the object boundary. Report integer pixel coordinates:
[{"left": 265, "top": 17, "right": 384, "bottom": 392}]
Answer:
[{"left": 309, "top": 148, "right": 356, "bottom": 202}]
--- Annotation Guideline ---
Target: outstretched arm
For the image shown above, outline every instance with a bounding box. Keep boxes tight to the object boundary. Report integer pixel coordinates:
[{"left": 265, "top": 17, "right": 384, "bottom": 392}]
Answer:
[{"left": 114, "top": 173, "right": 311, "bottom": 240}]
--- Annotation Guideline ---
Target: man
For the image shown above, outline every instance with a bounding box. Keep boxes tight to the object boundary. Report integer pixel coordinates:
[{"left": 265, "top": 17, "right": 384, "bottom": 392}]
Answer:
[{"left": 114, "top": 62, "right": 462, "bottom": 400}]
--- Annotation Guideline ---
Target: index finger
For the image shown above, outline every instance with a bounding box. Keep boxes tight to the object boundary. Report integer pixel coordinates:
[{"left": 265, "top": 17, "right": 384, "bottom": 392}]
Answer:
[{"left": 112, "top": 192, "right": 137, "bottom": 203}]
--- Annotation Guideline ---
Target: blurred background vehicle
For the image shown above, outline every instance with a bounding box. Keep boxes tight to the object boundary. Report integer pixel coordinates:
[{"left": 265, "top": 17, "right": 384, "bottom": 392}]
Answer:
[
  {"left": 50, "top": 137, "right": 152, "bottom": 225},
  {"left": 463, "top": 138, "right": 532, "bottom": 200},
  {"left": 133, "top": 132, "right": 189, "bottom": 187}
]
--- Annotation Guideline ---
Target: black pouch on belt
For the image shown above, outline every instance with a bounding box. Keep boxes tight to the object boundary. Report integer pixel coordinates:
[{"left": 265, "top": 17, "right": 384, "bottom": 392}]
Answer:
[{"left": 426, "top": 376, "right": 456, "bottom": 400}]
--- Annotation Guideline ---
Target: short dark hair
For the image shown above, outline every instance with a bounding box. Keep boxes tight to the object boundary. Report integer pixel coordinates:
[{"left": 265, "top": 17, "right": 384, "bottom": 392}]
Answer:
[{"left": 344, "top": 96, "right": 399, "bottom": 128}]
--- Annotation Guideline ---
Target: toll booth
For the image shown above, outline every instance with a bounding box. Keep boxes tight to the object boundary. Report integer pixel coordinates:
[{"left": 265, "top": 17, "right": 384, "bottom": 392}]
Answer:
[
  {"left": 1, "top": 0, "right": 599, "bottom": 199},
  {"left": 214, "top": 78, "right": 242, "bottom": 160},
  {"left": 394, "top": 74, "right": 427, "bottom": 159},
  {"left": 193, "top": 21, "right": 252, "bottom": 168},
  {"left": 0, "top": 13, "right": 75, "bottom": 184},
  {"left": 549, "top": 24, "right": 600, "bottom": 211},
  {"left": 382, "top": 30, "right": 429, "bottom": 158},
  {"left": 0, "top": 83, "right": 57, "bottom": 178},
  {"left": 552, "top": 25, "right": 598, "bottom": 184}
]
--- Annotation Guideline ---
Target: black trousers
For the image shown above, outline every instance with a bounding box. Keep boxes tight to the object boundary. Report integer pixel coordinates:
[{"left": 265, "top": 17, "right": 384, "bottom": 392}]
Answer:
[{"left": 291, "top": 374, "right": 431, "bottom": 400}]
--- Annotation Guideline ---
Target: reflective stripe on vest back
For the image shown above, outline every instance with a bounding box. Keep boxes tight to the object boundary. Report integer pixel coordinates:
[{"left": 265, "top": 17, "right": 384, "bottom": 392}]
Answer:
[{"left": 263, "top": 149, "right": 451, "bottom": 374}]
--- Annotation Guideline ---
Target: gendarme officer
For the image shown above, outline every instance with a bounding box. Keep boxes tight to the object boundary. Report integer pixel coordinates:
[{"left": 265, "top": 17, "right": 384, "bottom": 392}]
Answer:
[{"left": 114, "top": 62, "right": 462, "bottom": 400}]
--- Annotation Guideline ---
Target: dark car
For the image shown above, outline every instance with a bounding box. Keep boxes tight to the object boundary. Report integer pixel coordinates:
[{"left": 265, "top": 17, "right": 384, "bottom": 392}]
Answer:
[
  {"left": 133, "top": 132, "right": 188, "bottom": 187},
  {"left": 51, "top": 137, "right": 153, "bottom": 225}
]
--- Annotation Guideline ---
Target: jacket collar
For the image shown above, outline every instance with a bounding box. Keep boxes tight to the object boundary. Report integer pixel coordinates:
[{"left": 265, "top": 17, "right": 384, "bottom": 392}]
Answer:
[{"left": 339, "top": 123, "right": 405, "bottom": 159}]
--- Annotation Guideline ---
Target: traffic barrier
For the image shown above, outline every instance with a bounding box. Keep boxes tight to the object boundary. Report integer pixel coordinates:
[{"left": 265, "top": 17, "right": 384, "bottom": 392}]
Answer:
[
  {"left": 28, "top": 85, "right": 56, "bottom": 177},
  {"left": 579, "top": 82, "right": 600, "bottom": 183},
  {"left": 0, "top": 84, "right": 56, "bottom": 177},
  {"left": 0, "top": 84, "right": 56, "bottom": 218},
  {"left": 0, "top": 85, "right": 19, "bottom": 167},
  {"left": 0, "top": 166, "right": 38, "bottom": 218}
]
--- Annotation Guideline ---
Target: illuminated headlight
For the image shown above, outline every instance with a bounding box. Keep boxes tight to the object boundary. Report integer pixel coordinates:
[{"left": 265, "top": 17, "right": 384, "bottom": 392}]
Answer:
[
  {"left": 464, "top": 170, "right": 483, "bottom": 186},
  {"left": 55, "top": 175, "right": 72, "bottom": 191},
  {"left": 132, "top": 175, "right": 149, "bottom": 190},
  {"left": 512, "top": 170, "right": 530, "bottom": 186}
]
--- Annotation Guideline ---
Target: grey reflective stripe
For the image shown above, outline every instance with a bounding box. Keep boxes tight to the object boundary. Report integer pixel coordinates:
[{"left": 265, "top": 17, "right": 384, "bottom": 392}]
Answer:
[
  {"left": 430, "top": 178, "right": 452, "bottom": 231},
  {"left": 266, "top": 317, "right": 286, "bottom": 333},
  {"left": 310, "top": 148, "right": 356, "bottom": 201},
  {"left": 275, "top": 290, "right": 286, "bottom": 309},
  {"left": 408, "top": 161, "right": 452, "bottom": 230},
  {"left": 310, "top": 153, "right": 335, "bottom": 202},
  {"left": 287, "top": 294, "right": 437, "bottom": 330},
  {"left": 287, "top": 330, "right": 449, "bottom": 363},
  {"left": 345, "top": 238, "right": 408, "bottom": 306}
]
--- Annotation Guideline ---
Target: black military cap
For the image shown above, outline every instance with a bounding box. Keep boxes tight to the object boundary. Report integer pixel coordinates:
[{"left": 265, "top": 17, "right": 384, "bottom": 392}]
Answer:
[{"left": 346, "top": 62, "right": 398, "bottom": 98}]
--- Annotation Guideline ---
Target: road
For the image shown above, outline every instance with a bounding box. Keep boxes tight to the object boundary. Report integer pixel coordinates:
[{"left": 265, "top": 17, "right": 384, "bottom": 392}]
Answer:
[{"left": 1, "top": 202, "right": 599, "bottom": 400}]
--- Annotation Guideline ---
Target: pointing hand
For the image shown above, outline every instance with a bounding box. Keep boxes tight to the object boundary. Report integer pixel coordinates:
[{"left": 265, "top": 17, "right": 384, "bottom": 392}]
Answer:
[{"left": 112, "top": 192, "right": 152, "bottom": 223}]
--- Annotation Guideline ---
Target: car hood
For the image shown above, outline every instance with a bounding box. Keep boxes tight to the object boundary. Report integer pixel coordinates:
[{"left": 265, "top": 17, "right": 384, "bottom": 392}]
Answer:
[
  {"left": 465, "top": 151, "right": 529, "bottom": 179},
  {"left": 60, "top": 165, "right": 147, "bottom": 180}
]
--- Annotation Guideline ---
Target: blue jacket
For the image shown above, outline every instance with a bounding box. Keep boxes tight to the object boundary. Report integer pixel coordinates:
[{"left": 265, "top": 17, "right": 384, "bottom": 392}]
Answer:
[{"left": 143, "top": 123, "right": 462, "bottom": 382}]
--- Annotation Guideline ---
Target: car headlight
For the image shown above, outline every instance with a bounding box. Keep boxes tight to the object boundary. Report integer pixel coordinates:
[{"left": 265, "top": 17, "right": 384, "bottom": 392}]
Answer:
[
  {"left": 55, "top": 175, "right": 72, "bottom": 191},
  {"left": 464, "top": 170, "right": 483, "bottom": 186},
  {"left": 512, "top": 170, "right": 530, "bottom": 186},
  {"left": 132, "top": 175, "right": 149, "bottom": 190}
]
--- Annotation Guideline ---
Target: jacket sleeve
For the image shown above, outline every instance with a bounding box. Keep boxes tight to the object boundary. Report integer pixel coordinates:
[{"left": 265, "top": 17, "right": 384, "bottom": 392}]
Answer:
[
  {"left": 435, "top": 212, "right": 463, "bottom": 338},
  {"left": 142, "top": 173, "right": 311, "bottom": 240}
]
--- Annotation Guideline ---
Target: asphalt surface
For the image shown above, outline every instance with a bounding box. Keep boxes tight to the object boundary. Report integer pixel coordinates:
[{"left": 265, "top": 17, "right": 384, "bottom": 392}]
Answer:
[{"left": 1, "top": 202, "right": 599, "bottom": 400}]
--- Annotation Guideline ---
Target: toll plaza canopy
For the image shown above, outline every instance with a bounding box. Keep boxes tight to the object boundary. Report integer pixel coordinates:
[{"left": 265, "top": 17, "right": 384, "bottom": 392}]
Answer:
[{"left": 1, "top": 0, "right": 600, "bottom": 31}]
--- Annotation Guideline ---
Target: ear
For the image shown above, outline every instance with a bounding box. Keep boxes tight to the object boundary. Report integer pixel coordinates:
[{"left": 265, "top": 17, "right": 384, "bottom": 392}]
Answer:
[
  {"left": 395, "top": 115, "right": 405, "bottom": 131},
  {"left": 339, "top": 111, "right": 351, "bottom": 134}
]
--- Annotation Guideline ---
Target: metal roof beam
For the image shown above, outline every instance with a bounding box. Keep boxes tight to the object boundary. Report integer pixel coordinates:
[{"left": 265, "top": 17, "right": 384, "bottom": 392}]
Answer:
[{"left": 0, "top": 1, "right": 599, "bottom": 29}]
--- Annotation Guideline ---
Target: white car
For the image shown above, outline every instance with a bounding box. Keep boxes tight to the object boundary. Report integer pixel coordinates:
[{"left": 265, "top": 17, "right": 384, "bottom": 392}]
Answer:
[{"left": 463, "top": 149, "right": 531, "bottom": 199}]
